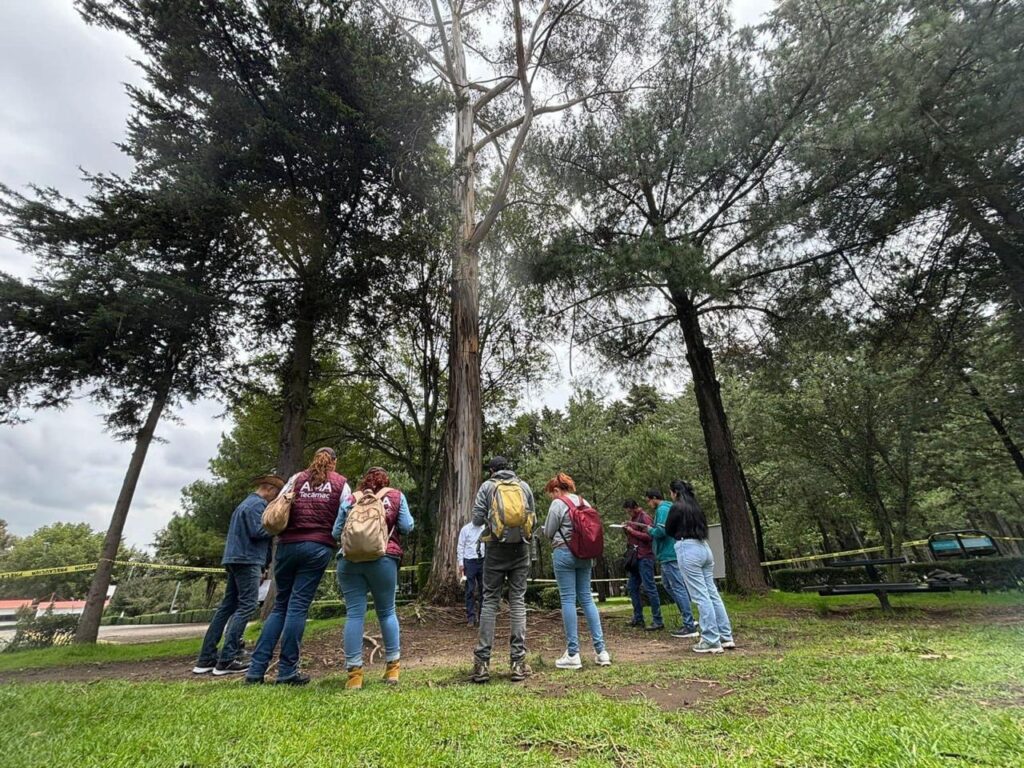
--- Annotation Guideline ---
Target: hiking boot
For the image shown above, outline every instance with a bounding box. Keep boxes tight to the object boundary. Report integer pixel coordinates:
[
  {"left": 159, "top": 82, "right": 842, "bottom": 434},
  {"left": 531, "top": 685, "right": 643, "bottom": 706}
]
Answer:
[
  {"left": 628, "top": 619, "right": 645, "bottom": 628},
  {"left": 212, "top": 659, "right": 251, "bottom": 676},
  {"left": 470, "top": 660, "right": 490, "bottom": 684},
  {"left": 594, "top": 650, "right": 612, "bottom": 667},
  {"left": 671, "top": 628, "right": 700, "bottom": 639},
  {"left": 555, "top": 651, "right": 582, "bottom": 670},
  {"left": 645, "top": 623, "right": 665, "bottom": 632},
  {"left": 692, "top": 640, "right": 724, "bottom": 654},
  {"left": 382, "top": 660, "right": 400, "bottom": 685},
  {"left": 192, "top": 662, "right": 216, "bottom": 675},
  {"left": 276, "top": 673, "right": 311, "bottom": 686},
  {"left": 721, "top": 638, "right": 737, "bottom": 650},
  {"left": 510, "top": 659, "right": 530, "bottom": 682},
  {"left": 346, "top": 666, "right": 364, "bottom": 690}
]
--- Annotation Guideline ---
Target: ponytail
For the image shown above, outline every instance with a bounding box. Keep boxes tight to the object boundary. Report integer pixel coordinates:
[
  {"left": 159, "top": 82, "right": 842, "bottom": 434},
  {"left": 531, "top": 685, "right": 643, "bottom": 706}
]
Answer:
[{"left": 544, "top": 472, "right": 577, "bottom": 496}]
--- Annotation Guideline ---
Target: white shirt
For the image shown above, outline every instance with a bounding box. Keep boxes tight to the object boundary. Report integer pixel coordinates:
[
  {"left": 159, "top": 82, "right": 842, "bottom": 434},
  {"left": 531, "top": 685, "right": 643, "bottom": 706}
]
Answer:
[{"left": 457, "top": 521, "right": 486, "bottom": 566}]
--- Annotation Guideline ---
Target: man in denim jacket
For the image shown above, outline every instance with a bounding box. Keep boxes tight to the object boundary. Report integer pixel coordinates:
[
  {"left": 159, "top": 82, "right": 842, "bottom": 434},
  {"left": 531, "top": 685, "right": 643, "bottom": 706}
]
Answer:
[{"left": 192, "top": 474, "right": 283, "bottom": 676}]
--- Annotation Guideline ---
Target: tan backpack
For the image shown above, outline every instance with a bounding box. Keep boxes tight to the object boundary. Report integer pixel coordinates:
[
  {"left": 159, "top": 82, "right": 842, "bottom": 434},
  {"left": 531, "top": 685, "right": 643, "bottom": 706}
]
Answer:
[
  {"left": 341, "top": 487, "right": 394, "bottom": 562},
  {"left": 261, "top": 490, "right": 295, "bottom": 536}
]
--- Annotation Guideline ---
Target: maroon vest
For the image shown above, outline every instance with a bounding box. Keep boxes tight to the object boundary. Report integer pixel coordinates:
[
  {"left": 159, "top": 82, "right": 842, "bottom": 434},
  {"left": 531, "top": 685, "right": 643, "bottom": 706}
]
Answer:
[
  {"left": 381, "top": 488, "right": 404, "bottom": 560},
  {"left": 279, "top": 470, "right": 348, "bottom": 549}
]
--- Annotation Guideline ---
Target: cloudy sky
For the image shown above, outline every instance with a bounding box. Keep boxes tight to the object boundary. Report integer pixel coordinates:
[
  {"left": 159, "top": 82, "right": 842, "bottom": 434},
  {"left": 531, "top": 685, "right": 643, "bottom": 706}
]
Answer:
[{"left": 0, "top": 0, "right": 774, "bottom": 551}]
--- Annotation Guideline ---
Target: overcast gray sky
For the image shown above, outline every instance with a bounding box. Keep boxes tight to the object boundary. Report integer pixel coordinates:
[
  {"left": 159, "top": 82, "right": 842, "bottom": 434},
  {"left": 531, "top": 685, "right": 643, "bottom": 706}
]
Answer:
[{"left": 0, "top": 0, "right": 774, "bottom": 551}]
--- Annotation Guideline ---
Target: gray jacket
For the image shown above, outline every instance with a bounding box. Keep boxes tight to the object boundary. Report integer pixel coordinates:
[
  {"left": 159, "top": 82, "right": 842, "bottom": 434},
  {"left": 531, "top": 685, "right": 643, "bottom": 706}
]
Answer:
[{"left": 472, "top": 470, "right": 536, "bottom": 542}]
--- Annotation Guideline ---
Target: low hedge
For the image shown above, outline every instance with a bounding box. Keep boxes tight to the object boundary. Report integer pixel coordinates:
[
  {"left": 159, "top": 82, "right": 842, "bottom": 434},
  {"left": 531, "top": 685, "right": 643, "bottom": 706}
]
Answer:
[
  {"left": 774, "top": 556, "right": 1024, "bottom": 592},
  {"left": 102, "top": 608, "right": 216, "bottom": 626},
  {"left": 902, "top": 556, "right": 1024, "bottom": 591},
  {"left": 773, "top": 567, "right": 876, "bottom": 592},
  {"left": 307, "top": 601, "right": 346, "bottom": 620}
]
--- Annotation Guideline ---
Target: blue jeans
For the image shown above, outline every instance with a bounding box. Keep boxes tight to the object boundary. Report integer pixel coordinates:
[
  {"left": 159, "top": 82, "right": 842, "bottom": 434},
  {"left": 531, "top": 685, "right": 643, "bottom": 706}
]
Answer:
[
  {"left": 463, "top": 557, "right": 483, "bottom": 623},
  {"left": 552, "top": 547, "right": 605, "bottom": 656},
  {"left": 676, "top": 539, "right": 733, "bottom": 645},
  {"left": 337, "top": 555, "right": 400, "bottom": 668},
  {"left": 660, "top": 559, "right": 698, "bottom": 632},
  {"left": 246, "top": 541, "right": 332, "bottom": 681},
  {"left": 626, "top": 557, "right": 663, "bottom": 626},
  {"left": 197, "top": 563, "right": 261, "bottom": 665}
]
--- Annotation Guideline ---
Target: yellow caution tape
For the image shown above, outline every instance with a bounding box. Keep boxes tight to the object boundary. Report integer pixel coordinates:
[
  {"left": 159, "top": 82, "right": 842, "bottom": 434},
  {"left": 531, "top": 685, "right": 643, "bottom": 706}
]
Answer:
[
  {"left": 757, "top": 536, "right": 1021, "bottom": 567},
  {"left": 0, "top": 563, "right": 100, "bottom": 580}
]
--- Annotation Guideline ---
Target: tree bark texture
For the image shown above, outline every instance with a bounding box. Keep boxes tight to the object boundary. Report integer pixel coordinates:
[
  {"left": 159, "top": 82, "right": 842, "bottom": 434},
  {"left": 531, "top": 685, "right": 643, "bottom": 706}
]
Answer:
[
  {"left": 425, "top": 13, "right": 480, "bottom": 605},
  {"left": 671, "top": 289, "right": 768, "bottom": 593},
  {"left": 263, "top": 303, "right": 317, "bottom": 619},
  {"left": 75, "top": 383, "right": 170, "bottom": 643},
  {"left": 963, "top": 373, "right": 1024, "bottom": 480},
  {"left": 277, "top": 304, "right": 317, "bottom": 479}
]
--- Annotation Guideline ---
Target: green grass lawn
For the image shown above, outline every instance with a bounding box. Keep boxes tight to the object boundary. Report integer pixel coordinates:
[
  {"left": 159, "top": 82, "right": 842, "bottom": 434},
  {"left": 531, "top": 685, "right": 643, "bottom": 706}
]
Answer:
[
  {"left": 0, "top": 593, "right": 1021, "bottom": 767},
  {"left": 0, "top": 619, "right": 338, "bottom": 673}
]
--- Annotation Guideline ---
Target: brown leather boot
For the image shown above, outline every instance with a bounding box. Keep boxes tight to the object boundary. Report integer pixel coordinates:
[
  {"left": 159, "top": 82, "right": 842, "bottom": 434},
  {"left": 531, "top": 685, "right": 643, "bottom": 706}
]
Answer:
[
  {"left": 346, "top": 666, "right": 363, "bottom": 690},
  {"left": 382, "top": 660, "right": 400, "bottom": 685}
]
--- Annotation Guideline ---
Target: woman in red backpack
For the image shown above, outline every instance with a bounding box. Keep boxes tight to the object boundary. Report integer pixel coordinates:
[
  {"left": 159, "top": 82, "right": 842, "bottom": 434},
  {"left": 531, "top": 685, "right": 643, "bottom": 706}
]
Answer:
[{"left": 542, "top": 472, "right": 611, "bottom": 670}]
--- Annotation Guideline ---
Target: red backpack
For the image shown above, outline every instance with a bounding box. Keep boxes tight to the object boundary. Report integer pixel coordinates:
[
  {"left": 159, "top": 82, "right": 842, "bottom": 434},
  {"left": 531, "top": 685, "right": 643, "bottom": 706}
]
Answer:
[{"left": 562, "top": 496, "right": 604, "bottom": 559}]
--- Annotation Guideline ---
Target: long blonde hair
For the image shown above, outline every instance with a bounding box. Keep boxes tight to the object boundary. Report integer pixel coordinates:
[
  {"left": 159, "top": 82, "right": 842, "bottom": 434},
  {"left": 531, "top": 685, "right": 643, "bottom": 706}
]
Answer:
[{"left": 305, "top": 448, "right": 337, "bottom": 487}]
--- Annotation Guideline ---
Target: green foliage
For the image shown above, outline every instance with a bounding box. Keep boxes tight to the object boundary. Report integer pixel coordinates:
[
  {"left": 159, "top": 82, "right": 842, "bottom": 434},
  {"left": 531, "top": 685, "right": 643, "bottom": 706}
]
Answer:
[
  {"left": 2, "top": 608, "right": 78, "bottom": 652},
  {"left": 307, "top": 601, "right": 346, "bottom": 621},
  {"left": 101, "top": 608, "right": 217, "bottom": 627},
  {"left": 774, "top": 557, "right": 1024, "bottom": 592},
  {"left": 538, "top": 587, "right": 562, "bottom": 610},
  {"left": 773, "top": 567, "right": 893, "bottom": 592},
  {"left": 901, "top": 557, "right": 1024, "bottom": 592},
  {"left": 0, "top": 523, "right": 124, "bottom": 599}
]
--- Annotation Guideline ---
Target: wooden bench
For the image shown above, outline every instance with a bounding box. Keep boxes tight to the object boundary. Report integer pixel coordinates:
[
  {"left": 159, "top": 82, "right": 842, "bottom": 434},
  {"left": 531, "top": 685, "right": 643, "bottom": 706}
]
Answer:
[{"left": 802, "top": 556, "right": 952, "bottom": 611}]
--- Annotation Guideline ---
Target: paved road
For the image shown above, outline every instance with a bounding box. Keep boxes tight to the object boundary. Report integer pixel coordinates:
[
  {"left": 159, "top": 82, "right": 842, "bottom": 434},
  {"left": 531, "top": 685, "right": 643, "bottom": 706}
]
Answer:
[{"left": 0, "top": 622, "right": 213, "bottom": 646}]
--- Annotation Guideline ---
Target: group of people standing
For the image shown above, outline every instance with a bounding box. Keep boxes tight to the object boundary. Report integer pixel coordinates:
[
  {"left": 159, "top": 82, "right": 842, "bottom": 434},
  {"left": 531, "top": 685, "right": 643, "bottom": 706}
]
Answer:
[
  {"left": 193, "top": 449, "right": 734, "bottom": 688},
  {"left": 622, "top": 484, "right": 734, "bottom": 652}
]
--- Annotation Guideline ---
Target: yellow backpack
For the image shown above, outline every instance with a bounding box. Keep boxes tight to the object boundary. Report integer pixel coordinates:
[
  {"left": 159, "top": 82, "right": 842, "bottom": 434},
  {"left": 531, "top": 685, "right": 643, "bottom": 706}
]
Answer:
[{"left": 487, "top": 479, "right": 534, "bottom": 544}]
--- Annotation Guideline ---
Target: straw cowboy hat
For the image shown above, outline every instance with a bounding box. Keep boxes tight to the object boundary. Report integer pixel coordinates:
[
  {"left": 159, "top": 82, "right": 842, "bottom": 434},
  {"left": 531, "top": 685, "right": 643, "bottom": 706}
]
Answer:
[{"left": 252, "top": 474, "right": 285, "bottom": 490}]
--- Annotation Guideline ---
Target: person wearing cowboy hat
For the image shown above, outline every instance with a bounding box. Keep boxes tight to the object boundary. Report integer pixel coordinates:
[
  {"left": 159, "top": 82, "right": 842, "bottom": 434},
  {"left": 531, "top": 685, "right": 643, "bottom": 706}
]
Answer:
[{"left": 192, "top": 473, "right": 284, "bottom": 676}]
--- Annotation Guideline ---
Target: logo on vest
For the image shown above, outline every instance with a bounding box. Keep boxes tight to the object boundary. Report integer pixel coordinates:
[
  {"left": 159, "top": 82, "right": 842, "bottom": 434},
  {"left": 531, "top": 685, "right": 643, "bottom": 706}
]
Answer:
[{"left": 299, "top": 479, "right": 333, "bottom": 500}]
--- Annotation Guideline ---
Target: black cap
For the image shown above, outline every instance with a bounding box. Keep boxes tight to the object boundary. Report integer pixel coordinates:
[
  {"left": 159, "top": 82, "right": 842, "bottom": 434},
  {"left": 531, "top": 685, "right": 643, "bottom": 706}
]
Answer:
[{"left": 487, "top": 456, "right": 509, "bottom": 473}]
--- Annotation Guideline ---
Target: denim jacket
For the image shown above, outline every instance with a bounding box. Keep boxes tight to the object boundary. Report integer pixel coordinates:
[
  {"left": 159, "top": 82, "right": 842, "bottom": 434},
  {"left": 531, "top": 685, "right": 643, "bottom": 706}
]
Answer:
[{"left": 222, "top": 493, "right": 273, "bottom": 566}]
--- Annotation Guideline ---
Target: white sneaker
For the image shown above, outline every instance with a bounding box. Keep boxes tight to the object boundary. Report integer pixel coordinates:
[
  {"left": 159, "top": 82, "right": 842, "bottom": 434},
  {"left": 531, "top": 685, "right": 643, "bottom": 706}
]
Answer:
[
  {"left": 721, "top": 639, "right": 736, "bottom": 649},
  {"left": 594, "top": 650, "right": 612, "bottom": 666},
  {"left": 191, "top": 665, "right": 214, "bottom": 674},
  {"left": 555, "top": 651, "right": 582, "bottom": 669}
]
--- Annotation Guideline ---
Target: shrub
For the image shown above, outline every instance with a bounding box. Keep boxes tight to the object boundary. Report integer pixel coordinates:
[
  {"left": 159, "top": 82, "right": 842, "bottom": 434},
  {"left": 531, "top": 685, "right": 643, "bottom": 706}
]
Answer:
[
  {"left": 3, "top": 607, "right": 78, "bottom": 652},
  {"left": 308, "top": 601, "right": 346, "bottom": 620},
  {"left": 539, "top": 587, "right": 561, "bottom": 610},
  {"left": 100, "top": 608, "right": 216, "bottom": 626},
  {"left": 773, "top": 567, "right": 878, "bottom": 592},
  {"left": 773, "top": 556, "right": 1024, "bottom": 592},
  {"left": 902, "top": 556, "right": 1024, "bottom": 591},
  {"left": 524, "top": 584, "right": 547, "bottom": 606}
]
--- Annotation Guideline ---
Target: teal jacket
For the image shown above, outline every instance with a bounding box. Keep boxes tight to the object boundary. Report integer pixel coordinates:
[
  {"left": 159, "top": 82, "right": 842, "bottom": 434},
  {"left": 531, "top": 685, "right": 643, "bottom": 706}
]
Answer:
[{"left": 648, "top": 500, "right": 676, "bottom": 563}]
